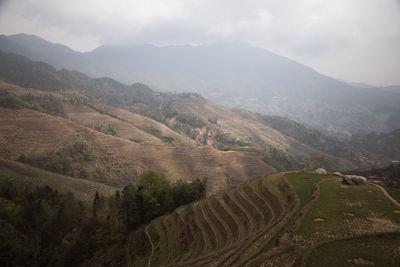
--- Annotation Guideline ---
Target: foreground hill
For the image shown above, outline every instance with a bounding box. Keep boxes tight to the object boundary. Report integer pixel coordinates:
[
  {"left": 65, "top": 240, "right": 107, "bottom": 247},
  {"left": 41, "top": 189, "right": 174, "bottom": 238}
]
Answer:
[
  {"left": 1, "top": 34, "right": 400, "bottom": 135},
  {"left": 2, "top": 168, "right": 400, "bottom": 266},
  {"left": 131, "top": 171, "right": 400, "bottom": 266}
]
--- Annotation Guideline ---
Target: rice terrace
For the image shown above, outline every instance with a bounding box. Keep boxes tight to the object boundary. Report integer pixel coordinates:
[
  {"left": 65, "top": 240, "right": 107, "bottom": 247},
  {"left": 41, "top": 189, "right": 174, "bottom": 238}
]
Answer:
[
  {"left": 137, "top": 172, "right": 400, "bottom": 266},
  {"left": 1, "top": 1, "right": 400, "bottom": 265}
]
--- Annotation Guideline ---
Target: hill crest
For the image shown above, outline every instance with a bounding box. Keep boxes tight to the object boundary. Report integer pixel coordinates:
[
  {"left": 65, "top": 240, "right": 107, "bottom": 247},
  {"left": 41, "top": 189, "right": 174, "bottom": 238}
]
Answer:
[{"left": 1, "top": 34, "right": 400, "bottom": 135}]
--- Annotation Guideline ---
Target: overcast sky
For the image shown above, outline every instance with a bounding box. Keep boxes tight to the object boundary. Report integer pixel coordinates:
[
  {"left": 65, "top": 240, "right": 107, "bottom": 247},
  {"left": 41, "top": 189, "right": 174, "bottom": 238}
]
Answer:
[{"left": 0, "top": 0, "right": 399, "bottom": 86}]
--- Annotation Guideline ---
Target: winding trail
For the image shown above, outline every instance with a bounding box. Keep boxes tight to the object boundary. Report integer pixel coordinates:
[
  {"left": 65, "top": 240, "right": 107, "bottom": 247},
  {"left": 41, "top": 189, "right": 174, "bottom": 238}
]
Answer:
[
  {"left": 369, "top": 183, "right": 400, "bottom": 208},
  {"left": 145, "top": 224, "right": 155, "bottom": 267}
]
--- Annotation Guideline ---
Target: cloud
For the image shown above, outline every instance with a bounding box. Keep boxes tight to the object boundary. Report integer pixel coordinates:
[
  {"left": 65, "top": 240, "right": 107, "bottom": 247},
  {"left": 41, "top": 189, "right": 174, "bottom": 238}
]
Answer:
[{"left": 0, "top": 0, "right": 399, "bottom": 85}]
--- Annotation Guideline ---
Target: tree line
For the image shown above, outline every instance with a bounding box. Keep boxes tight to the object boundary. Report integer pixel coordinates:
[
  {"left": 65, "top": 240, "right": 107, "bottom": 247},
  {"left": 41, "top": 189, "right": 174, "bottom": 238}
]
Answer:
[
  {"left": 0, "top": 170, "right": 206, "bottom": 265},
  {"left": 17, "top": 133, "right": 95, "bottom": 180},
  {"left": 0, "top": 89, "right": 64, "bottom": 116},
  {"left": 0, "top": 183, "right": 126, "bottom": 266},
  {"left": 98, "top": 170, "right": 207, "bottom": 230}
]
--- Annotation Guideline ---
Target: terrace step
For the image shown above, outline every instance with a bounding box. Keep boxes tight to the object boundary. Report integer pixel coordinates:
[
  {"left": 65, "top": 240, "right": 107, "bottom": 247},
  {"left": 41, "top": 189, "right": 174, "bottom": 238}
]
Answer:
[
  {"left": 210, "top": 195, "right": 240, "bottom": 243},
  {"left": 232, "top": 189, "right": 264, "bottom": 231},
  {"left": 223, "top": 191, "right": 251, "bottom": 238},
  {"left": 243, "top": 183, "right": 274, "bottom": 224}
]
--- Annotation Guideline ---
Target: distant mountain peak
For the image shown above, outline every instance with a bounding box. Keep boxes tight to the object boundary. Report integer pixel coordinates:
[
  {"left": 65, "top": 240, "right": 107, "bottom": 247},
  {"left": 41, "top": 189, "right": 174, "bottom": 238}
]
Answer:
[{"left": 1, "top": 33, "right": 399, "bottom": 134}]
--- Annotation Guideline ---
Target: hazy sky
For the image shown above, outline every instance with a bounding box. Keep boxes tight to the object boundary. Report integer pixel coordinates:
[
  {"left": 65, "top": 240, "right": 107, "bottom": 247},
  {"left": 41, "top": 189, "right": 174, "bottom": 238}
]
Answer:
[{"left": 0, "top": 0, "right": 399, "bottom": 86}]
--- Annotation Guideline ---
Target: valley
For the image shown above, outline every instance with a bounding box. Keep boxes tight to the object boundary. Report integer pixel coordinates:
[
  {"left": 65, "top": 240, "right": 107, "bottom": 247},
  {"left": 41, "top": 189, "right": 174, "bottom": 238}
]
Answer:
[
  {"left": 0, "top": 50, "right": 374, "bottom": 194},
  {"left": 0, "top": 35, "right": 399, "bottom": 266}
]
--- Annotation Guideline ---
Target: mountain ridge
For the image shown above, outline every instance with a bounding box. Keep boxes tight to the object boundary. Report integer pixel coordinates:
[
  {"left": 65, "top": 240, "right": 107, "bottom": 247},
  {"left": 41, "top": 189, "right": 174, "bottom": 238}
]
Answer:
[
  {"left": 1, "top": 50, "right": 397, "bottom": 170},
  {"left": 1, "top": 43, "right": 400, "bottom": 266},
  {"left": 2, "top": 33, "right": 400, "bottom": 135},
  {"left": 0, "top": 51, "right": 370, "bottom": 193}
]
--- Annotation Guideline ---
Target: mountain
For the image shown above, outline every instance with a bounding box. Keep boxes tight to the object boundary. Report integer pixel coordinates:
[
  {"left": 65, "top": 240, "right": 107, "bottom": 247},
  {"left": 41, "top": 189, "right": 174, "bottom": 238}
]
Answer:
[
  {"left": 0, "top": 84, "right": 274, "bottom": 193},
  {"left": 0, "top": 51, "right": 280, "bottom": 193},
  {"left": 1, "top": 34, "right": 400, "bottom": 135},
  {"left": 1, "top": 37, "right": 400, "bottom": 266},
  {"left": 0, "top": 33, "right": 84, "bottom": 70},
  {"left": 2, "top": 49, "right": 399, "bottom": 173},
  {"left": 347, "top": 82, "right": 374, "bottom": 89},
  {"left": 0, "top": 50, "right": 372, "bottom": 193}
]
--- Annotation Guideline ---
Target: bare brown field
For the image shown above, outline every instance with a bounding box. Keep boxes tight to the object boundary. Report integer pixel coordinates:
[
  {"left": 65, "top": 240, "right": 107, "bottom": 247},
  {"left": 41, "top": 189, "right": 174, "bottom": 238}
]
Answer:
[
  {"left": 64, "top": 104, "right": 163, "bottom": 144},
  {"left": 165, "top": 95, "right": 356, "bottom": 170},
  {"left": 167, "top": 95, "right": 290, "bottom": 148},
  {"left": 1, "top": 81, "right": 193, "bottom": 146},
  {"left": 0, "top": 107, "right": 84, "bottom": 157},
  {"left": 0, "top": 107, "right": 274, "bottom": 191},
  {"left": 107, "top": 106, "right": 195, "bottom": 145},
  {"left": 0, "top": 80, "right": 359, "bottom": 194},
  {"left": 0, "top": 81, "right": 276, "bottom": 191}
]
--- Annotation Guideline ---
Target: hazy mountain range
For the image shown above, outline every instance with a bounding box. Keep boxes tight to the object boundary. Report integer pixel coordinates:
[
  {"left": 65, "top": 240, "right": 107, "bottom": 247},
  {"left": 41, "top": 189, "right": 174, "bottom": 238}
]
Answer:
[
  {"left": 1, "top": 33, "right": 400, "bottom": 266},
  {"left": 1, "top": 33, "right": 400, "bottom": 136}
]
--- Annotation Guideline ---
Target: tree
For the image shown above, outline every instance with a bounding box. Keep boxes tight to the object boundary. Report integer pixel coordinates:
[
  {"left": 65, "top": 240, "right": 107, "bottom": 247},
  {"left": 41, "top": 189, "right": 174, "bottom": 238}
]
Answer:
[
  {"left": 93, "top": 191, "right": 100, "bottom": 217},
  {"left": 137, "top": 171, "right": 172, "bottom": 221},
  {"left": 171, "top": 179, "right": 188, "bottom": 208},
  {"left": 114, "top": 190, "right": 122, "bottom": 231},
  {"left": 119, "top": 171, "right": 206, "bottom": 230},
  {"left": 121, "top": 185, "right": 138, "bottom": 229},
  {"left": 171, "top": 178, "right": 206, "bottom": 208}
]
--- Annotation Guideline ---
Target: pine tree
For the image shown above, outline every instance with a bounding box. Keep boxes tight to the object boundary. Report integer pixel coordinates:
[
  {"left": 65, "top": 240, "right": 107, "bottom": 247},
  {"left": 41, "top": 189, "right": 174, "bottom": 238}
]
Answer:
[{"left": 93, "top": 191, "right": 100, "bottom": 217}]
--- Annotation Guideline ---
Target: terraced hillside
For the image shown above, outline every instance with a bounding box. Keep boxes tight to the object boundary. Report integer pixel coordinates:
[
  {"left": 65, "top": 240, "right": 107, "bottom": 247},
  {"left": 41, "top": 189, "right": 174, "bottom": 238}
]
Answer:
[
  {"left": 0, "top": 75, "right": 361, "bottom": 194},
  {"left": 135, "top": 172, "right": 400, "bottom": 266},
  {"left": 0, "top": 159, "right": 118, "bottom": 202},
  {"left": 0, "top": 51, "right": 362, "bottom": 172},
  {"left": 0, "top": 82, "right": 274, "bottom": 193},
  {"left": 161, "top": 93, "right": 356, "bottom": 171}
]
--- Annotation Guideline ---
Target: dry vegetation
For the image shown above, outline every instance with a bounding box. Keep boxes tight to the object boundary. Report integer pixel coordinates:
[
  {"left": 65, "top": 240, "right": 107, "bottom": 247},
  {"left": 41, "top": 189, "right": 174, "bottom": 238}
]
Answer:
[
  {"left": 163, "top": 94, "right": 356, "bottom": 171},
  {"left": 0, "top": 159, "right": 118, "bottom": 202},
  {"left": 0, "top": 82, "right": 275, "bottom": 192}
]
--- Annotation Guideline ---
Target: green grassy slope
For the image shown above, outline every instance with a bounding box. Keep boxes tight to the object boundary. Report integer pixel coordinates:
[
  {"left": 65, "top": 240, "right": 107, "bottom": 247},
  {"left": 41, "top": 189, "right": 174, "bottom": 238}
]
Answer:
[
  {"left": 127, "top": 172, "right": 400, "bottom": 266},
  {"left": 250, "top": 173, "right": 400, "bottom": 266},
  {"left": 304, "top": 233, "right": 400, "bottom": 267}
]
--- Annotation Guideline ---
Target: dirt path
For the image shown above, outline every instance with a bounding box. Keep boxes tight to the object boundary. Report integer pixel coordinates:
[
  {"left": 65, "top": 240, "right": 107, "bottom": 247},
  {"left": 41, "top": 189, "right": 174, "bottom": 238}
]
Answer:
[
  {"left": 369, "top": 183, "right": 400, "bottom": 208},
  {"left": 145, "top": 224, "right": 155, "bottom": 267}
]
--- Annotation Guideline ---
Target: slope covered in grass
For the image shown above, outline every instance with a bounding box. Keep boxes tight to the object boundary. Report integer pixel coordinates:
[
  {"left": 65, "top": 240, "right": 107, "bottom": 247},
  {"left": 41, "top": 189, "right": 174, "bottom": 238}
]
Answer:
[{"left": 127, "top": 172, "right": 400, "bottom": 266}]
